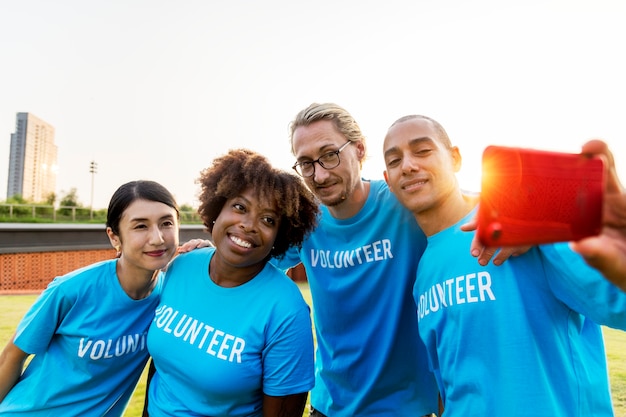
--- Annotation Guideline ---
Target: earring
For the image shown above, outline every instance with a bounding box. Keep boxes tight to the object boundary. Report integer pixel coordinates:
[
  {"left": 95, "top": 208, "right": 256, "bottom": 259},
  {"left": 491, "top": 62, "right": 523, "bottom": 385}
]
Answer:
[{"left": 114, "top": 245, "right": 121, "bottom": 258}]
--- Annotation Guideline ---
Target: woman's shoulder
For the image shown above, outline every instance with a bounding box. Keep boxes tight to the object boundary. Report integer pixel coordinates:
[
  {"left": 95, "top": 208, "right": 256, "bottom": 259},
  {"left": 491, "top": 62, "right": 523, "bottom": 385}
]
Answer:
[
  {"left": 261, "top": 264, "right": 307, "bottom": 302},
  {"left": 53, "top": 259, "right": 116, "bottom": 286},
  {"left": 36, "top": 259, "right": 117, "bottom": 304}
]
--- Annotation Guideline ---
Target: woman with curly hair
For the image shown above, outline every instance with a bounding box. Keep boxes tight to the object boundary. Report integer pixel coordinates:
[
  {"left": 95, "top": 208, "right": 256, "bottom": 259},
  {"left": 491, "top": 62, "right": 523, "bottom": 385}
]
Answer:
[{"left": 145, "top": 149, "right": 319, "bottom": 417}]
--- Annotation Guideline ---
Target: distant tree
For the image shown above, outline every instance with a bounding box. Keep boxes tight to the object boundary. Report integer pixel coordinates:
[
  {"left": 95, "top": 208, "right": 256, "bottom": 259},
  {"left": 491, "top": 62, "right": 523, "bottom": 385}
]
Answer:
[
  {"left": 45, "top": 192, "right": 56, "bottom": 206},
  {"left": 59, "top": 188, "right": 81, "bottom": 207},
  {"left": 3, "top": 194, "right": 31, "bottom": 216},
  {"left": 180, "top": 204, "right": 194, "bottom": 212},
  {"left": 57, "top": 188, "right": 82, "bottom": 218},
  {"left": 6, "top": 194, "right": 27, "bottom": 204},
  {"left": 178, "top": 203, "right": 201, "bottom": 223}
]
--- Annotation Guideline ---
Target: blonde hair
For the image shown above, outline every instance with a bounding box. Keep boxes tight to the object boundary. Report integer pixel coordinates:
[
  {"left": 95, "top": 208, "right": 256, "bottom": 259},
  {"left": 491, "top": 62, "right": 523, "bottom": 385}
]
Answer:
[{"left": 289, "top": 103, "right": 366, "bottom": 155}]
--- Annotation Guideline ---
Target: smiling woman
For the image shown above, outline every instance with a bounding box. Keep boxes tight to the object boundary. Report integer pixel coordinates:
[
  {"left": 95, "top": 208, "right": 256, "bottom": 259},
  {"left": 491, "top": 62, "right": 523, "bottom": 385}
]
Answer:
[
  {"left": 144, "top": 148, "right": 320, "bottom": 417},
  {"left": 0, "top": 180, "right": 180, "bottom": 416}
]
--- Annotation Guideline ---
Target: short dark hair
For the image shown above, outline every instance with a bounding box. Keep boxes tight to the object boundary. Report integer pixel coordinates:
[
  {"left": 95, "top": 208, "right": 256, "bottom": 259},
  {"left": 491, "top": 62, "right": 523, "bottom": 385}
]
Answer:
[
  {"left": 106, "top": 180, "right": 179, "bottom": 235},
  {"left": 197, "top": 149, "right": 319, "bottom": 259},
  {"left": 389, "top": 115, "right": 452, "bottom": 149}
]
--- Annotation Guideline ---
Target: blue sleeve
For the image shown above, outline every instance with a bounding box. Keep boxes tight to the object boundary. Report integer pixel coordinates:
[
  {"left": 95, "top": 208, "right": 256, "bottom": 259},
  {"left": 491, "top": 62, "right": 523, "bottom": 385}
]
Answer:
[
  {"left": 269, "top": 246, "right": 302, "bottom": 272},
  {"left": 263, "top": 302, "right": 315, "bottom": 396},
  {"left": 539, "top": 242, "right": 626, "bottom": 330},
  {"left": 14, "top": 277, "right": 74, "bottom": 354}
]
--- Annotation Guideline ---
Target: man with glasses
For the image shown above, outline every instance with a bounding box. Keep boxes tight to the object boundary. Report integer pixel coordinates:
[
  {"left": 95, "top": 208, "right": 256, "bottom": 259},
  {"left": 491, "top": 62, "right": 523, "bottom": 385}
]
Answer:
[
  {"left": 278, "top": 103, "right": 516, "bottom": 417},
  {"left": 291, "top": 140, "right": 353, "bottom": 177}
]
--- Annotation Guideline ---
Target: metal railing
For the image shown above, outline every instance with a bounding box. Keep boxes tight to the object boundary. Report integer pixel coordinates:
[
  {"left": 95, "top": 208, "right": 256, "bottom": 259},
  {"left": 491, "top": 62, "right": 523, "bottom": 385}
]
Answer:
[{"left": 0, "top": 203, "right": 201, "bottom": 223}]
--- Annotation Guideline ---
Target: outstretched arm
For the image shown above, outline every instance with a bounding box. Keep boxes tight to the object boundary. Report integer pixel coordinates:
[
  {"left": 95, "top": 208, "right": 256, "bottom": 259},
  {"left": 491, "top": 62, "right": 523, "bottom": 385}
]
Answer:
[
  {"left": 0, "top": 336, "right": 29, "bottom": 403},
  {"left": 570, "top": 139, "right": 626, "bottom": 291}
]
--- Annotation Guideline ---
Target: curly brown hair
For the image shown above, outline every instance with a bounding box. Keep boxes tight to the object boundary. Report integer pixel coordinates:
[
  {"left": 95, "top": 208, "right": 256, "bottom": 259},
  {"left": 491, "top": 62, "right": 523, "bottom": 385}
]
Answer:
[{"left": 197, "top": 149, "right": 319, "bottom": 259}]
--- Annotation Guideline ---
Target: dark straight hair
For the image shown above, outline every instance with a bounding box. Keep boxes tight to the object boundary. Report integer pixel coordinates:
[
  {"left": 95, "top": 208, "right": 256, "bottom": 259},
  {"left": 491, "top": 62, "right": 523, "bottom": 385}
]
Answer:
[{"left": 106, "top": 180, "right": 179, "bottom": 235}]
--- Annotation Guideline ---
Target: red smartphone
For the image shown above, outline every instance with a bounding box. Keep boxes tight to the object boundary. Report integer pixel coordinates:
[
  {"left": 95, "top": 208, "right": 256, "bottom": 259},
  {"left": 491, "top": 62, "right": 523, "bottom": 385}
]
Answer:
[{"left": 477, "top": 145, "right": 604, "bottom": 246}]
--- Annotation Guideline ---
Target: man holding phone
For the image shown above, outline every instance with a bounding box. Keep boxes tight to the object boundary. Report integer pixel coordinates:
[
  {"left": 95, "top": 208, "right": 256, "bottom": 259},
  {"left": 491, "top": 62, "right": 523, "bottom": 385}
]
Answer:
[{"left": 382, "top": 114, "right": 626, "bottom": 416}]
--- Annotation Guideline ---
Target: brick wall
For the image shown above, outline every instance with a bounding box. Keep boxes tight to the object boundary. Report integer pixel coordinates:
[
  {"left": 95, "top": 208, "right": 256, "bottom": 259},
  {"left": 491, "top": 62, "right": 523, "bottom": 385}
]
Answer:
[{"left": 0, "top": 249, "right": 115, "bottom": 293}]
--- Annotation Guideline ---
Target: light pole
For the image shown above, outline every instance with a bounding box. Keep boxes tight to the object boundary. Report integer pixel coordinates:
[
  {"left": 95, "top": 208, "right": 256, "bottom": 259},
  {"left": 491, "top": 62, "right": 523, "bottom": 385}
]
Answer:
[{"left": 89, "top": 161, "right": 98, "bottom": 220}]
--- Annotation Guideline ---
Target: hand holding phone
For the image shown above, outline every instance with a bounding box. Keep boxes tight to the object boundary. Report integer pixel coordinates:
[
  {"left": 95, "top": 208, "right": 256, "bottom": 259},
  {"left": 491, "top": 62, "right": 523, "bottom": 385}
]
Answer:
[{"left": 477, "top": 145, "right": 604, "bottom": 246}]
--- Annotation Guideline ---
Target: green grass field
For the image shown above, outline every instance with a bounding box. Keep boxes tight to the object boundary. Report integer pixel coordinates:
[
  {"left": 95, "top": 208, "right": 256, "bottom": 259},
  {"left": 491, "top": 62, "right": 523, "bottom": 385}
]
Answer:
[{"left": 1, "top": 287, "right": 625, "bottom": 416}]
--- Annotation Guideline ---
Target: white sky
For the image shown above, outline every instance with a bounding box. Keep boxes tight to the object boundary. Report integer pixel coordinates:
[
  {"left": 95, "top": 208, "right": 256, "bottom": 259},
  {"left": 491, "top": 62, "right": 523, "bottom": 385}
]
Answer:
[{"left": 1, "top": 0, "right": 624, "bottom": 209}]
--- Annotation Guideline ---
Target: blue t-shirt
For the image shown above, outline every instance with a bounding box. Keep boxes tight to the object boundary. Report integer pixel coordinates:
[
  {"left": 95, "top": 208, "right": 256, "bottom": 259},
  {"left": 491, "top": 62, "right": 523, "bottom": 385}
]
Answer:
[
  {"left": 277, "top": 179, "right": 439, "bottom": 416},
  {"left": 415, "top": 209, "right": 626, "bottom": 416},
  {"left": 0, "top": 259, "right": 162, "bottom": 416},
  {"left": 147, "top": 247, "right": 314, "bottom": 417}
]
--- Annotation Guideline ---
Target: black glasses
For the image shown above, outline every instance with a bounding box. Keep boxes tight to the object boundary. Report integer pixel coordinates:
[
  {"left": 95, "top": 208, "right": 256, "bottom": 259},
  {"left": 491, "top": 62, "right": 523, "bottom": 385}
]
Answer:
[{"left": 292, "top": 141, "right": 353, "bottom": 177}]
